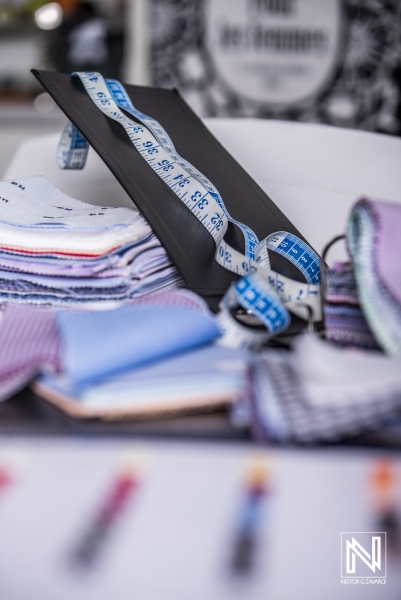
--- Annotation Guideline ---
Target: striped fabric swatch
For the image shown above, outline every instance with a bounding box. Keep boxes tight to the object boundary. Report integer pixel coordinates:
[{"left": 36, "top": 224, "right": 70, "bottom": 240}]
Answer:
[
  {"left": 0, "top": 303, "right": 61, "bottom": 401},
  {"left": 324, "top": 262, "right": 380, "bottom": 350},
  {"left": 0, "top": 176, "right": 183, "bottom": 307}
]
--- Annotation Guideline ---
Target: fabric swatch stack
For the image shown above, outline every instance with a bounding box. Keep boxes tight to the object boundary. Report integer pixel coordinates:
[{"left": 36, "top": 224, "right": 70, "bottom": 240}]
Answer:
[
  {"left": 0, "top": 176, "right": 183, "bottom": 308},
  {"left": 324, "top": 197, "right": 401, "bottom": 354},
  {"left": 245, "top": 196, "right": 401, "bottom": 444},
  {"left": 347, "top": 197, "right": 401, "bottom": 355},
  {"left": 0, "top": 290, "right": 214, "bottom": 399},
  {"left": 0, "top": 290, "right": 249, "bottom": 419}
]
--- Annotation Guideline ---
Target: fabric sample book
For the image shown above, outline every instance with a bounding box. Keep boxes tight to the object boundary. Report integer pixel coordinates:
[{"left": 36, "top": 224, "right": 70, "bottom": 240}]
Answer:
[{"left": 347, "top": 198, "right": 401, "bottom": 355}]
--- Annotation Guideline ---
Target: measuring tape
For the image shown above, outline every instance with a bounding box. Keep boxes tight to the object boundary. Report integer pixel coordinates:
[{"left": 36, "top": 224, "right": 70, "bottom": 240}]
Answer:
[
  {"left": 57, "top": 72, "right": 321, "bottom": 348},
  {"left": 57, "top": 119, "right": 89, "bottom": 170}
]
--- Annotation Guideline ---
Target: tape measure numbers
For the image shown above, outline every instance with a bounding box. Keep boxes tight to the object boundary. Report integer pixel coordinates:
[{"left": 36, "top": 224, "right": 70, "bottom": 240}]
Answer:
[{"left": 58, "top": 72, "right": 321, "bottom": 348}]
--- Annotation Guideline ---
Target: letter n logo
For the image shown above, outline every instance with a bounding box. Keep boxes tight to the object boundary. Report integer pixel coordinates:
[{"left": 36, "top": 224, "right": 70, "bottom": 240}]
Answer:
[
  {"left": 346, "top": 536, "right": 381, "bottom": 573},
  {"left": 341, "top": 532, "right": 386, "bottom": 578}
]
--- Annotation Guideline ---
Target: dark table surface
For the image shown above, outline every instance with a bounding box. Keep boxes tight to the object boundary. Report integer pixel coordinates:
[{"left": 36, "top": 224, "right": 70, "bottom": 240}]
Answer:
[
  {"left": 0, "top": 388, "right": 250, "bottom": 441},
  {"left": 1, "top": 388, "right": 401, "bottom": 450}
]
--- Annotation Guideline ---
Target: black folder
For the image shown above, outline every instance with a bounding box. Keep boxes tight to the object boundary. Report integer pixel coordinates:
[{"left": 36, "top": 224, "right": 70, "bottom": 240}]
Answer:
[{"left": 32, "top": 70, "right": 309, "bottom": 311}]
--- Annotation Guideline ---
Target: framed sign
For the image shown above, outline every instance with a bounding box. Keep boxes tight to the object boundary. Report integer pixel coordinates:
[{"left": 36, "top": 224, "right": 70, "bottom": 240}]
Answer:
[{"left": 149, "top": 0, "right": 401, "bottom": 135}]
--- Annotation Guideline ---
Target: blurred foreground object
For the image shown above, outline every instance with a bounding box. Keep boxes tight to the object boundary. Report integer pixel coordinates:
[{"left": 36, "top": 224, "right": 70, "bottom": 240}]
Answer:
[
  {"left": 0, "top": 439, "right": 400, "bottom": 599},
  {"left": 370, "top": 459, "right": 401, "bottom": 556}
]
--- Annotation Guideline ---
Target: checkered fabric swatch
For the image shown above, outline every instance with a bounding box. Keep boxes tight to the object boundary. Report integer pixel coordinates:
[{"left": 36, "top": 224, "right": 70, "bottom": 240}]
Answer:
[{"left": 250, "top": 333, "right": 401, "bottom": 443}]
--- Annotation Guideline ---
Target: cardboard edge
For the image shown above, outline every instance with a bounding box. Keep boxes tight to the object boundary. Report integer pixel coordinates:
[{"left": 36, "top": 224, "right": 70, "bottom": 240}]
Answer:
[{"left": 31, "top": 381, "right": 234, "bottom": 422}]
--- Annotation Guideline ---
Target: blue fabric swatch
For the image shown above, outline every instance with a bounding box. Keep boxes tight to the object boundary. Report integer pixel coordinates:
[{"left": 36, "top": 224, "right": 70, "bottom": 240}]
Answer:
[{"left": 57, "top": 305, "right": 221, "bottom": 385}]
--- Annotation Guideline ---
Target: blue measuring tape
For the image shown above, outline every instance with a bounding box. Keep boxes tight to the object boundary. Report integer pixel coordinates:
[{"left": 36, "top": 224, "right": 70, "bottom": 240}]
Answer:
[
  {"left": 57, "top": 119, "right": 89, "bottom": 170},
  {"left": 57, "top": 72, "right": 322, "bottom": 348}
]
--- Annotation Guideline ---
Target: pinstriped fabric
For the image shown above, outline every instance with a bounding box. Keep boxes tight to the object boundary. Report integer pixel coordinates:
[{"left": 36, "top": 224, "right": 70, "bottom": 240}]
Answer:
[
  {"left": 126, "top": 289, "right": 209, "bottom": 312},
  {"left": 0, "top": 303, "right": 61, "bottom": 401}
]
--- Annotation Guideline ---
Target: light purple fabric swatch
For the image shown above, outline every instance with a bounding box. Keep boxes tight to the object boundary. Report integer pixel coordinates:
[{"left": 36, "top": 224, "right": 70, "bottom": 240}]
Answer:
[
  {"left": 373, "top": 200, "right": 401, "bottom": 306},
  {"left": 0, "top": 303, "right": 61, "bottom": 401},
  {"left": 347, "top": 198, "right": 401, "bottom": 354}
]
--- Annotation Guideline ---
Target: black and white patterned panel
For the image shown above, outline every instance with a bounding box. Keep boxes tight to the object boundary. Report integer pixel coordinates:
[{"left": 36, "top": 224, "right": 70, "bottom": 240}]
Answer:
[{"left": 149, "top": 0, "right": 401, "bottom": 135}]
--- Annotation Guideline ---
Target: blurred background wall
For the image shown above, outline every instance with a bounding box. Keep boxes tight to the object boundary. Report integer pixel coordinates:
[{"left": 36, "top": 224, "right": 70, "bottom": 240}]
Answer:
[
  {"left": 0, "top": 0, "right": 124, "bottom": 99},
  {"left": 0, "top": 0, "right": 400, "bottom": 135}
]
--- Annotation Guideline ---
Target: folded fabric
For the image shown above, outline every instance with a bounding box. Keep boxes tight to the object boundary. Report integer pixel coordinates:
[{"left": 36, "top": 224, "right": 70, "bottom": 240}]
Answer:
[
  {"left": 0, "top": 303, "right": 61, "bottom": 401},
  {"left": 2, "top": 294, "right": 400, "bottom": 441},
  {"left": 347, "top": 198, "right": 401, "bottom": 354},
  {"left": 249, "top": 333, "right": 401, "bottom": 443},
  {"left": 35, "top": 344, "right": 249, "bottom": 417},
  {"left": 0, "top": 176, "right": 183, "bottom": 307},
  {"left": 0, "top": 176, "right": 150, "bottom": 255},
  {"left": 0, "top": 236, "right": 167, "bottom": 276},
  {"left": 0, "top": 176, "right": 141, "bottom": 230},
  {"left": 57, "top": 297, "right": 221, "bottom": 385},
  {"left": 324, "top": 262, "right": 380, "bottom": 350},
  {"left": 0, "top": 290, "right": 220, "bottom": 401},
  {"left": 0, "top": 220, "right": 151, "bottom": 256}
]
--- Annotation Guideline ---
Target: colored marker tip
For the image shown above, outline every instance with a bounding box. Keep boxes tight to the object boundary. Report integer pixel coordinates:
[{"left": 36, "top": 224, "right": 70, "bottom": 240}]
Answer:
[
  {"left": 0, "top": 468, "right": 12, "bottom": 491},
  {"left": 371, "top": 459, "right": 396, "bottom": 493},
  {"left": 69, "top": 469, "right": 139, "bottom": 570},
  {"left": 246, "top": 458, "right": 270, "bottom": 495}
]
